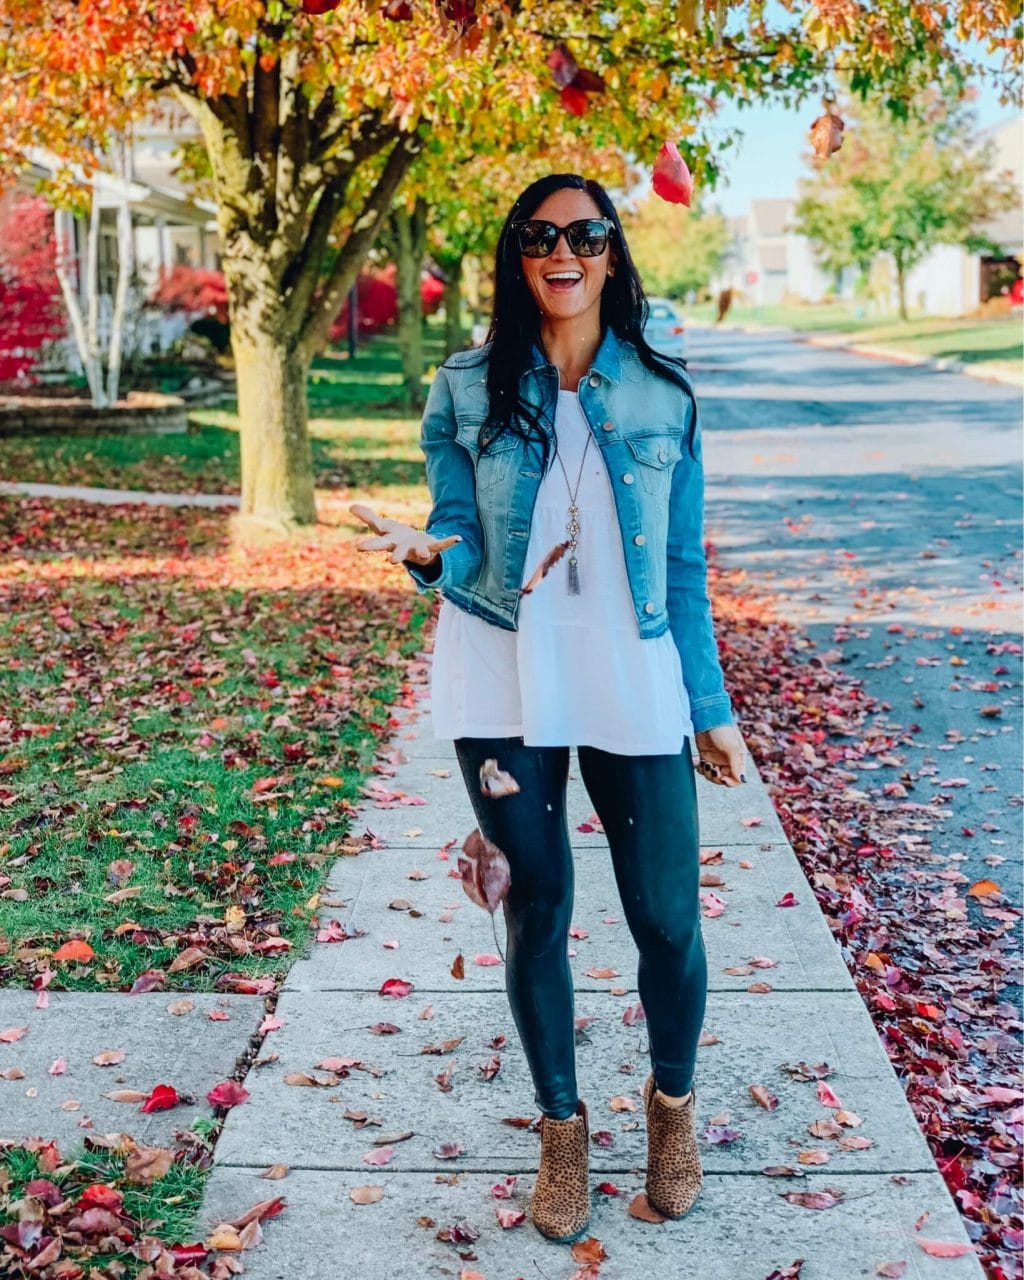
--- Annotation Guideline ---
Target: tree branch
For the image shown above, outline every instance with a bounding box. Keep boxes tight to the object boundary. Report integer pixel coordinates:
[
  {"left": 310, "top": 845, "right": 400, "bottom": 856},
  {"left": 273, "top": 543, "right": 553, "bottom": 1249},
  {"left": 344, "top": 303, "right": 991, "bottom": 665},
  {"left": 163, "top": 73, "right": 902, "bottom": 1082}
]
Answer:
[
  {"left": 298, "top": 132, "right": 424, "bottom": 360},
  {"left": 280, "top": 170, "right": 353, "bottom": 336}
]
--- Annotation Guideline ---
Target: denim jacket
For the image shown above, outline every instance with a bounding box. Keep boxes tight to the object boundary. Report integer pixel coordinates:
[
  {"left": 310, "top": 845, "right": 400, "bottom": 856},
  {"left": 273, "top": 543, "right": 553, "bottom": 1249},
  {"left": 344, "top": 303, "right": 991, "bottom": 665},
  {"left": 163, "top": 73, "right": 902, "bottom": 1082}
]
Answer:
[{"left": 405, "top": 324, "right": 735, "bottom": 733}]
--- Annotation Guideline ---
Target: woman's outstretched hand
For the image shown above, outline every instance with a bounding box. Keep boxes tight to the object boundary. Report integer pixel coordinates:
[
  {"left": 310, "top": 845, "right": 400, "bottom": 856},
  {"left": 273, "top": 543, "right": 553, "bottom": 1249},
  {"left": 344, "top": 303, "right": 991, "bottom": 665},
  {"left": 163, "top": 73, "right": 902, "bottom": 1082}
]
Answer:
[
  {"left": 694, "top": 724, "right": 747, "bottom": 787},
  {"left": 349, "top": 502, "right": 462, "bottom": 567}
]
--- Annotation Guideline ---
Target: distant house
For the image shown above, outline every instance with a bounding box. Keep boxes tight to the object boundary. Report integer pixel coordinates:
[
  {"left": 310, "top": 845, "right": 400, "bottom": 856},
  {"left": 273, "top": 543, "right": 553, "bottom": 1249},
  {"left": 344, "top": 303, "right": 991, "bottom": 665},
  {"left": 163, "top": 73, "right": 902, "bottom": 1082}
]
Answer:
[
  {"left": 713, "top": 197, "right": 836, "bottom": 306},
  {"left": 11, "top": 109, "right": 219, "bottom": 372},
  {"left": 714, "top": 115, "right": 1022, "bottom": 318}
]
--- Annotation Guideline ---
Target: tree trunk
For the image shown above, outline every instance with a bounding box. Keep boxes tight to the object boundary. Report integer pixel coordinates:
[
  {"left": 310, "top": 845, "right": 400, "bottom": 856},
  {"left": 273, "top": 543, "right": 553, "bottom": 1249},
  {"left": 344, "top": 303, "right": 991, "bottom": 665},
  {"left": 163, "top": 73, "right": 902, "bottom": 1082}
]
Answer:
[
  {"left": 391, "top": 199, "right": 428, "bottom": 409},
  {"left": 442, "top": 252, "right": 465, "bottom": 355},
  {"left": 53, "top": 204, "right": 106, "bottom": 406},
  {"left": 105, "top": 198, "right": 133, "bottom": 405},
  {"left": 895, "top": 253, "right": 908, "bottom": 321},
  {"left": 233, "top": 330, "right": 316, "bottom": 530},
  {"left": 172, "top": 73, "right": 422, "bottom": 534}
]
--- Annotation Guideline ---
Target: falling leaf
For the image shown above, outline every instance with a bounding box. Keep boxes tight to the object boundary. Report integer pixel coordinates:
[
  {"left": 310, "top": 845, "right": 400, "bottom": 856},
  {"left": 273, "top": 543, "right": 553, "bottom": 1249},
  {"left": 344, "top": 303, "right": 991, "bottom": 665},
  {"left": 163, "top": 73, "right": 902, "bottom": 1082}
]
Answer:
[
  {"left": 520, "top": 541, "right": 570, "bottom": 595},
  {"left": 458, "top": 828, "right": 511, "bottom": 913},
  {"left": 652, "top": 139, "right": 694, "bottom": 206},
  {"left": 809, "top": 111, "right": 845, "bottom": 158},
  {"left": 479, "top": 758, "right": 520, "bottom": 798}
]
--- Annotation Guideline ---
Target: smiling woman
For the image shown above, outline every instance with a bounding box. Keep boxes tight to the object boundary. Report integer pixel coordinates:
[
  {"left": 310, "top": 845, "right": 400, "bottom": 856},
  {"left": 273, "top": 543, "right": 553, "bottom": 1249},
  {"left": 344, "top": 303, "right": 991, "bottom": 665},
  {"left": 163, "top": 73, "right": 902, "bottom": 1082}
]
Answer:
[{"left": 350, "top": 171, "right": 747, "bottom": 1246}]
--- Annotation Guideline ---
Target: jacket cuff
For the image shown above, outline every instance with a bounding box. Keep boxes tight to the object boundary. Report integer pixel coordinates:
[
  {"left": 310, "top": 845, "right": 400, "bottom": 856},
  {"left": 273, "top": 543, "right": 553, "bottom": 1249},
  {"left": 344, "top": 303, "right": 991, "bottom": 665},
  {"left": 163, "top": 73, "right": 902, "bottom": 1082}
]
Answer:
[
  {"left": 689, "top": 694, "right": 736, "bottom": 734},
  {"left": 404, "top": 538, "right": 477, "bottom": 596}
]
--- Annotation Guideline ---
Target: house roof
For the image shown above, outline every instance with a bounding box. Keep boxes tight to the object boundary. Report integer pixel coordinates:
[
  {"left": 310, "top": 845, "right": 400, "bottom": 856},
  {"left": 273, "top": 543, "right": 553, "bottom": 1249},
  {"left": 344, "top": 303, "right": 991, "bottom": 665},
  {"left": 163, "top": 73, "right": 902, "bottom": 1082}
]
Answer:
[
  {"left": 750, "top": 198, "right": 793, "bottom": 237},
  {"left": 18, "top": 146, "right": 216, "bottom": 226}
]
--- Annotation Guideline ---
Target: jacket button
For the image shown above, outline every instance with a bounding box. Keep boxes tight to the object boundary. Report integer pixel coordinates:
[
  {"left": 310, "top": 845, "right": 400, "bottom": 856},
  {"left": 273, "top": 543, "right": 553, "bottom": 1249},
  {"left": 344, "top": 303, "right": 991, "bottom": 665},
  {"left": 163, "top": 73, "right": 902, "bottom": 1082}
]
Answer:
[
  {"left": 602, "top": 419, "right": 615, "bottom": 432},
  {"left": 644, "top": 602, "right": 655, "bottom": 614},
  {"left": 588, "top": 373, "right": 600, "bottom": 387},
  {"left": 622, "top": 472, "right": 634, "bottom": 484},
  {"left": 658, "top": 446, "right": 668, "bottom": 462},
  {"left": 634, "top": 533, "right": 646, "bottom": 546}
]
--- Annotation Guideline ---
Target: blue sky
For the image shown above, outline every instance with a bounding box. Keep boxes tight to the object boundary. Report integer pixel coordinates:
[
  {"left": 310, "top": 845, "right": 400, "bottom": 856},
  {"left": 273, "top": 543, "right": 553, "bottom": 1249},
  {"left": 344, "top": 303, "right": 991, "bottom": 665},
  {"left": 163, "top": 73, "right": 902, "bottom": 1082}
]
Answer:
[{"left": 698, "top": 40, "right": 1016, "bottom": 216}]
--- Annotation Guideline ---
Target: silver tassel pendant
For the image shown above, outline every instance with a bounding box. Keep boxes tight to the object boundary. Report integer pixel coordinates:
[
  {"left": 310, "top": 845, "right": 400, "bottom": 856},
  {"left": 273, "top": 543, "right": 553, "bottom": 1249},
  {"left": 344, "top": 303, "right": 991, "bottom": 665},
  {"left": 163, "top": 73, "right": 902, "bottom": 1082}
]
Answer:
[
  {"left": 567, "top": 555, "right": 580, "bottom": 595},
  {"left": 565, "top": 501, "right": 582, "bottom": 596}
]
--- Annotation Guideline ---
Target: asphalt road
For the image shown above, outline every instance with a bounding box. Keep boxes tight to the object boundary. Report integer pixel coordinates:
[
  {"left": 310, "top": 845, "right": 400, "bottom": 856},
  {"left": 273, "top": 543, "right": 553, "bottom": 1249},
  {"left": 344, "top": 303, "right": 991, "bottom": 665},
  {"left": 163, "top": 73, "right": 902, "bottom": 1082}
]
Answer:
[{"left": 690, "top": 325, "right": 1022, "bottom": 1005}]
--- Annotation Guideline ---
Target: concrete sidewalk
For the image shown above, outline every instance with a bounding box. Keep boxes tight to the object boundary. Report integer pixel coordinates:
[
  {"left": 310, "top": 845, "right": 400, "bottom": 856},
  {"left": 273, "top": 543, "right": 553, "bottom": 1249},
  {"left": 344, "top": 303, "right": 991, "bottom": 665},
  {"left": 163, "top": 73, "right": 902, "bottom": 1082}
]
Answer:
[
  {"left": 0, "top": 479, "right": 240, "bottom": 507},
  {"left": 199, "top": 664, "right": 983, "bottom": 1280}
]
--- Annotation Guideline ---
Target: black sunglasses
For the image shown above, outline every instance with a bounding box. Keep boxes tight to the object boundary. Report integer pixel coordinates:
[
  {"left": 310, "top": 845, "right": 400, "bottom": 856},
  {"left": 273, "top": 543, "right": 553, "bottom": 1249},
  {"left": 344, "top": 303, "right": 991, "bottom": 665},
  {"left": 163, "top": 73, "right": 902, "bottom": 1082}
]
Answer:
[{"left": 512, "top": 217, "right": 615, "bottom": 258}]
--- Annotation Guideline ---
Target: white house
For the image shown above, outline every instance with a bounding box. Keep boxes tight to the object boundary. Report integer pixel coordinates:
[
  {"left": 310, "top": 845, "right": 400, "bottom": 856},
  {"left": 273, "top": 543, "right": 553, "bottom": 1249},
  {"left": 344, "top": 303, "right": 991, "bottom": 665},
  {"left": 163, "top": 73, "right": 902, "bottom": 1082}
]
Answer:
[
  {"left": 10, "top": 109, "right": 219, "bottom": 372},
  {"left": 714, "top": 115, "right": 1023, "bottom": 317},
  {"left": 712, "top": 197, "right": 836, "bottom": 306}
]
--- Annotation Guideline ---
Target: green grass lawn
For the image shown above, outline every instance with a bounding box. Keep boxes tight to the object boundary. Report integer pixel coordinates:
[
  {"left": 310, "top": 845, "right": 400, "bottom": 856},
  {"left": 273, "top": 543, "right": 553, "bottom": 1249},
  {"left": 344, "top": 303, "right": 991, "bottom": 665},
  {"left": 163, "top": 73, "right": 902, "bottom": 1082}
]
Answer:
[
  {"left": 0, "top": 327, "right": 446, "bottom": 494},
  {"left": 0, "top": 326, "right": 444, "bottom": 995},
  {"left": 0, "top": 333, "right": 442, "bottom": 1274},
  {"left": 685, "top": 300, "right": 1023, "bottom": 378},
  {"left": 0, "top": 498, "right": 433, "bottom": 993}
]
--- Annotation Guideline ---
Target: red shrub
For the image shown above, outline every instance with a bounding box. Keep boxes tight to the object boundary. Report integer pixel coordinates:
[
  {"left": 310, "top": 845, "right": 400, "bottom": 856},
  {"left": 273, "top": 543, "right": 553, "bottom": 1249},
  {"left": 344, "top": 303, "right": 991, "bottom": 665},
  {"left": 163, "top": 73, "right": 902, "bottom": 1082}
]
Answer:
[
  {"left": 0, "top": 193, "right": 66, "bottom": 385},
  {"left": 149, "top": 264, "right": 229, "bottom": 323}
]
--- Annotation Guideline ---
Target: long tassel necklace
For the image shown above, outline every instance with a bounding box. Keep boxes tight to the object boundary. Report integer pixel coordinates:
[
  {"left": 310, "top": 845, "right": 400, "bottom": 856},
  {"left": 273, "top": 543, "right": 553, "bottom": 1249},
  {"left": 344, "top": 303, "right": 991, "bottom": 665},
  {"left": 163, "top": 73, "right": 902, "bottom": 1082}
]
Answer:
[{"left": 552, "top": 425, "right": 591, "bottom": 596}]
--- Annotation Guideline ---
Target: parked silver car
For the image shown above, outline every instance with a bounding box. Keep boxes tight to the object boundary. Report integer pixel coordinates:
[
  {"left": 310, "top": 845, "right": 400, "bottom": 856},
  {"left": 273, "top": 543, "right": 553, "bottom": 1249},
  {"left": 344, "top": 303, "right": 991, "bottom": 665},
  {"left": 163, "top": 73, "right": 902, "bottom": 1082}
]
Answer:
[{"left": 643, "top": 297, "right": 687, "bottom": 360}]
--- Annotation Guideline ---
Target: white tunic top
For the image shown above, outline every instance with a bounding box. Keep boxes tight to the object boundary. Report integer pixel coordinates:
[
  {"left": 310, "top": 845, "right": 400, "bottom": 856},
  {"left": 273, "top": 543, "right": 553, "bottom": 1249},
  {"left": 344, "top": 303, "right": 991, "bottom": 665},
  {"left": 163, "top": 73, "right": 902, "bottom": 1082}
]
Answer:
[{"left": 428, "top": 389, "right": 694, "bottom": 755}]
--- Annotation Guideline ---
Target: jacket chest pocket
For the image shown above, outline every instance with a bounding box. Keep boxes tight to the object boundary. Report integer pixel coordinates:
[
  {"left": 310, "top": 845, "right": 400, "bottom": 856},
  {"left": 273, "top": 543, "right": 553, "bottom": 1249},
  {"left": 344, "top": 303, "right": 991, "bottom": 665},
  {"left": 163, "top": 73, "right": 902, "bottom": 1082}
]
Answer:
[
  {"left": 624, "top": 431, "right": 684, "bottom": 496},
  {"left": 457, "top": 418, "right": 519, "bottom": 495}
]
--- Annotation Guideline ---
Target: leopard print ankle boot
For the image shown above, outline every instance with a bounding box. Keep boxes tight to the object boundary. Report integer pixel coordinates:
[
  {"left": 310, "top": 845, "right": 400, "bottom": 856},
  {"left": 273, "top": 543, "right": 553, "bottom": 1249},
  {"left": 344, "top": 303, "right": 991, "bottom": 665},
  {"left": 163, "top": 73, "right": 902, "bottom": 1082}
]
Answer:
[
  {"left": 529, "top": 1099, "right": 591, "bottom": 1243},
  {"left": 643, "top": 1073, "right": 703, "bottom": 1218}
]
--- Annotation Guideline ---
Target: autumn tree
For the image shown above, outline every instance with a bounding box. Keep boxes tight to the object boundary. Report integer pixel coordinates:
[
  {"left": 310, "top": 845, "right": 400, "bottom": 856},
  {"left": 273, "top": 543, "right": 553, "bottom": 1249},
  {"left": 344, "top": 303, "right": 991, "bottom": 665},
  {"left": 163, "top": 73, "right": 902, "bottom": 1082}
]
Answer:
[
  {"left": 0, "top": 1, "right": 1019, "bottom": 530},
  {"left": 621, "top": 191, "right": 729, "bottom": 299},
  {"left": 382, "top": 144, "right": 639, "bottom": 404},
  {"left": 795, "top": 86, "right": 1019, "bottom": 319}
]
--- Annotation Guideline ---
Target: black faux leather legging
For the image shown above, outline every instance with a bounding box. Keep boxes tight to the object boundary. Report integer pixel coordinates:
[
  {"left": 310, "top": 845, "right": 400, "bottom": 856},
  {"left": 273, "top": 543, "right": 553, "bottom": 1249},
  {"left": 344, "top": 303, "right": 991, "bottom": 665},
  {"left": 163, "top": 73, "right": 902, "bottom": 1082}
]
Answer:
[{"left": 453, "top": 735, "right": 707, "bottom": 1121}]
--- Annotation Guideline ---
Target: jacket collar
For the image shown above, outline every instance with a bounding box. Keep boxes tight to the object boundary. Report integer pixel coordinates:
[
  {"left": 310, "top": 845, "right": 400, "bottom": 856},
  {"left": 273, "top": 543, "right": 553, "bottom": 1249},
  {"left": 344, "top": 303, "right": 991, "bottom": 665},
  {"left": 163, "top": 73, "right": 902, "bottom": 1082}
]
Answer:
[{"left": 525, "top": 323, "right": 623, "bottom": 387}]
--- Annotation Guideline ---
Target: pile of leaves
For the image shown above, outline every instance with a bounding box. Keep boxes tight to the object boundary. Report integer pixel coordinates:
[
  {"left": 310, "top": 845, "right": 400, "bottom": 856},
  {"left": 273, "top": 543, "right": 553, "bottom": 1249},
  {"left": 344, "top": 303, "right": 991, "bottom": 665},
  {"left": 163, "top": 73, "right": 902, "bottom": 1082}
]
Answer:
[
  {"left": 0, "top": 1125, "right": 286, "bottom": 1279},
  {"left": 0, "top": 496, "right": 432, "bottom": 994},
  {"left": 708, "top": 545, "right": 1022, "bottom": 1280}
]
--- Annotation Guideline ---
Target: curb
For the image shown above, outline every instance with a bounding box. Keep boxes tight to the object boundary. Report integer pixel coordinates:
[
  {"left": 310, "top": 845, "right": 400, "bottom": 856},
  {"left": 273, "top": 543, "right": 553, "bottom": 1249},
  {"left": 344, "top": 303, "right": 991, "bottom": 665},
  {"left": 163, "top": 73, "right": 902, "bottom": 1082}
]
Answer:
[{"left": 696, "top": 320, "right": 1022, "bottom": 388}]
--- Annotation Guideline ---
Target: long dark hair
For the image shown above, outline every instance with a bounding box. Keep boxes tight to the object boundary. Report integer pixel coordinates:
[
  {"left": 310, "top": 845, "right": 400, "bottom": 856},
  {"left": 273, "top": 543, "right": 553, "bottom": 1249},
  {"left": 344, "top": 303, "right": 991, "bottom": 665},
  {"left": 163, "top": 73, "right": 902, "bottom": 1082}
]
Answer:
[{"left": 449, "top": 173, "right": 698, "bottom": 470}]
